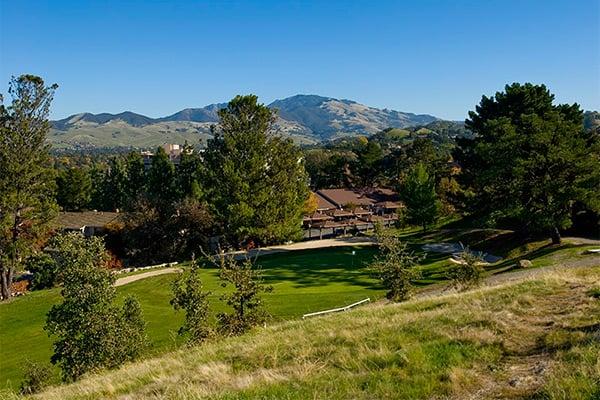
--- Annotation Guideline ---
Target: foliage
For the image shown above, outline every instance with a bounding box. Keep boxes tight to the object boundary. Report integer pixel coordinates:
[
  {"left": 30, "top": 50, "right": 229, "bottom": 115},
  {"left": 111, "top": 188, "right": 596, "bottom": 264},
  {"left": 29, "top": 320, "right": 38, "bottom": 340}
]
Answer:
[
  {"left": 455, "top": 82, "right": 600, "bottom": 243},
  {"left": 216, "top": 254, "right": 272, "bottom": 335},
  {"left": 26, "top": 253, "right": 59, "bottom": 290},
  {"left": 176, "top": 143, "right": 204, "bottom": 201},
  {"left": 202, "top": 95, "right": 309, "bottom": 246},
  {"left": 304, "top": 148, "right": 356, "bottom": 189},
  {"left": 0, "top": 75, "right": 58, "bottom": 300},
  {"left": 146, "top": 146, "right": 178, "bottom": 208},
  {"left": 56, "top": 167, "right": 92, "bottom": 211},
  {"left": 370, "top": 226, "right": 422, "bottom": 301},
  {"left": 44, "top": 233, "right": 146, "bottom": 381},
  {"left": 401, "top": 163, "right": 441, "bottom": 230},
  {"left": 19, "top": 361, "right": 52, "bottom": 395},
  {"left": 446, "top": 248, "right": 485, "bottom": 290},
  {"left": 171, "top": 259, "right": 212, "bottom": 344},
  {"left": 121, "top": 197, "right": 213, "bottom": 265}
]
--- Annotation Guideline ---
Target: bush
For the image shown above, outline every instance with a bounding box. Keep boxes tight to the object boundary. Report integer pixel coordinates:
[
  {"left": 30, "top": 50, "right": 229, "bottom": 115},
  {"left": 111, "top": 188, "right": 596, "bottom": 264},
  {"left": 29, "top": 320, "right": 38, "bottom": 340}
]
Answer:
[
  {"left": 26, "top": 253, "right": 59, "bottom": 290},
  {"left": 370, "top": 226, "right": 422, "bottom": 301},
  {"left": 446, "top": 248, "right": 485, "bottom": 290},
  {"left": 19, "top": 361, "right": 52, "bottom": 395},
  {"left": 44, "top": 233, "right": 147, "bottom": 381}
]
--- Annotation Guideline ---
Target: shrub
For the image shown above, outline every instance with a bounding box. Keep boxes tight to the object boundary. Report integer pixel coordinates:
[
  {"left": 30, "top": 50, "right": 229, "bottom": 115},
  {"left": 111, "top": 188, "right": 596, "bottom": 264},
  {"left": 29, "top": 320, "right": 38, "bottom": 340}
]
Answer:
[
  {"left": 446, "top": 248, "right": 485, "bottom": 290},
  {"left": 370, "top": 226, "right": 422, "bottom": 301},
  {"left": 26, "top": 253, "right": 59, "bottom": 290},
  {"left": 19, "top": 361, "right": 52, "bottom": 395},
  {"left": 44, "top": 233, "right": 147, "bottom": 381}
]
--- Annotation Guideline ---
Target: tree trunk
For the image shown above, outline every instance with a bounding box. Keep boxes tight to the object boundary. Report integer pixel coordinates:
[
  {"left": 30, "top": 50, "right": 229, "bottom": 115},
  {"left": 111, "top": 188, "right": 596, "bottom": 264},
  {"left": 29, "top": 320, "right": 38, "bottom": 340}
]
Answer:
[
  {"left": 551, "top": 226, "right": 561, "bottom": 245},
  {"left": 0, "top": 266, "right": 13, "bottom": 300}
]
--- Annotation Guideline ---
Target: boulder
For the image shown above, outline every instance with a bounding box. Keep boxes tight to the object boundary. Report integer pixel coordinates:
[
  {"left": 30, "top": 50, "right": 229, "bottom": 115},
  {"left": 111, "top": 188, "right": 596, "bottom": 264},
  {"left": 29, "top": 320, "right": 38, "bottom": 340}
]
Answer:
[{"left": 517, "top": 259, "right": 533, "bottom": 268}]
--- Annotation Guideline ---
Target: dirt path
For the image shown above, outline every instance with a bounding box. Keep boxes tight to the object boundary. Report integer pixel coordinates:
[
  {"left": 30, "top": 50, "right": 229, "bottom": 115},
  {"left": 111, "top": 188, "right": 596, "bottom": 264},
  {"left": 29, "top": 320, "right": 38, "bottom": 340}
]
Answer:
[{"left": 114, "top": 268, "right": 182, "bottom": 287}]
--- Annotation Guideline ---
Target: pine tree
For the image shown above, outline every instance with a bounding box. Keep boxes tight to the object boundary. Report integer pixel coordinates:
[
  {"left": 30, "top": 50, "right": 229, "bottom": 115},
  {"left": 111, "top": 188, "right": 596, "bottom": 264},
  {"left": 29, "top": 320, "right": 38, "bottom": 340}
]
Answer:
[
  {"left": 455, "top": 83, "right": 600, "bottom": 243},
  {"left": 171, "top": 258, "right": 212, "bottom": 344},
  {"left": 0, "top": 75, "right": 58, "bottom": 300},
  {"left": 202, "top": 95, "right": 309, "bottom": 246},
  {"left": 216, "top": 255, "right": 272, "bottom": 335},
  {"left": 56, "top": 167, "right": 92, "bottom": 211}
]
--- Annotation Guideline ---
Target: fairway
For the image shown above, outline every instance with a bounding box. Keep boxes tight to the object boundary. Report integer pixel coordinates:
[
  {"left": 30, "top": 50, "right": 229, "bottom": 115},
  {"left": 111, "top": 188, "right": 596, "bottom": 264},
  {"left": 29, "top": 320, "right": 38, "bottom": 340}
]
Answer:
[
  {"left": 1, "top": 237, "right": 594, "bottom": 391},
  {"left": 0, "top": 246, "right": 382, "bottom": 390}
]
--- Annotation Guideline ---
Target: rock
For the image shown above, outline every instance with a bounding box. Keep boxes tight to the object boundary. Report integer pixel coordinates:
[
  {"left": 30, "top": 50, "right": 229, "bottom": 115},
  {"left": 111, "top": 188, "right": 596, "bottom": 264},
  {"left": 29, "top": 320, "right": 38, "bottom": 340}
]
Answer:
[{"left": 518, "top": 259, "right": 533, "bottom": 268}]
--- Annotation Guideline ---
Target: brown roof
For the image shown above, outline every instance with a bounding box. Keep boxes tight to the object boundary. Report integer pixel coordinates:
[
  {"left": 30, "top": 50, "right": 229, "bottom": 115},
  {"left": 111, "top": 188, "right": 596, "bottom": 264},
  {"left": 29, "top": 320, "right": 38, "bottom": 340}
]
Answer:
[
  {"left": 317, "top": 187, "right": 399, "bottom": 209},
  {"left": 331, "top": 209, "right": 354, "bottom": 217},
  {"left": 314, "top": 192, "right": 337, "bottom": 211},
  {"left": 57, "top": 211, "right": 121, "bottom": 230},
  {"left": 318, "top": 188, "right": 374, "bottom": 207},
  {"left": 352, "top": 207, "right": 371, "bottom": 215},
  {"left": 375, "top": 201, "right": 403, "bottom": 209}
]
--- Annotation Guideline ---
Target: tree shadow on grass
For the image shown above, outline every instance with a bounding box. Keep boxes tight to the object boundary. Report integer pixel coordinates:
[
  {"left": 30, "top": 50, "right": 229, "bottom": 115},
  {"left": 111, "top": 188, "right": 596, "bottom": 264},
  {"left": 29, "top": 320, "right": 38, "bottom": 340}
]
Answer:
[{"left": 253, "top": 246, "right": 383, "bottom": 290}]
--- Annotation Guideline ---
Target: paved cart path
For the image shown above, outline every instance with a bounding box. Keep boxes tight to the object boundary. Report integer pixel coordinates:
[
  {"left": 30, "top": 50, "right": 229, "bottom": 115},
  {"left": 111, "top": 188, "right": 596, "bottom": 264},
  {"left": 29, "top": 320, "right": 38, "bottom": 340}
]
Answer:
[{"left": 114, "top": 268, "right": 182, "bottom": 287}]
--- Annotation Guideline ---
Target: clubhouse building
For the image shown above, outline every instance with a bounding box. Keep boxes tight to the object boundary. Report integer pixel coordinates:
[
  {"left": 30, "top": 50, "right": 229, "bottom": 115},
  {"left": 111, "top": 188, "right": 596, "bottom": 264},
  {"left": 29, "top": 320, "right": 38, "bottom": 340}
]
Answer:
[{"left": 303, "top": 188, "right": 402, "bottom": 239}]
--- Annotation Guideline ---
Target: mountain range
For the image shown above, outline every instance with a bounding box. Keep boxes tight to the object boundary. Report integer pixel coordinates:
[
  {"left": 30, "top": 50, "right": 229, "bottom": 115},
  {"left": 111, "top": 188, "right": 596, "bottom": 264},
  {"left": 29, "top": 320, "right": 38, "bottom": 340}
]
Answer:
[{"left": 49, "top": 95, "right": 441, "bottom": 149}]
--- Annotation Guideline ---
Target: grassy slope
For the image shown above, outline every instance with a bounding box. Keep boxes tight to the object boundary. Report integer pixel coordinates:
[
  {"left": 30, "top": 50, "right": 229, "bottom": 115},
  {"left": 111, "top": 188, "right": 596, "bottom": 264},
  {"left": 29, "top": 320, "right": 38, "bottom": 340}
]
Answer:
[
  {"left": 0, "top": 233, "right": 596, "bottom": 391},
  {"left": 26, "top": 266, "right": 600, "bottom": 400}
]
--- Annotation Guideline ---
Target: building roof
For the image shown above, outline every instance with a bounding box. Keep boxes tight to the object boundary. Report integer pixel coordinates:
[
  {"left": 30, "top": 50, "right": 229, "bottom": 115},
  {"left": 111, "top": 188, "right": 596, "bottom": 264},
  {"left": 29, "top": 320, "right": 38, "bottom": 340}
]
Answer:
[
  {"left": 314, "top": 192, "right": 337, "bottom": 211},
  {"left": 375, "top": 201, "right": 403, "bottom": 209},
  {"left": 57, "top": 211, "right": 121, "bottom": 230},
  {"left": 331, "top": 209, "right": 354, "bottom": 217},
  {"left": 303, "top": 212, "right": 334, "bottom": 222},
  {"left": 352, "top": 207, "right": 371, "bottom": 215},
  {"left": 317, "top": 187, "right": 399, "bottom": 209}
]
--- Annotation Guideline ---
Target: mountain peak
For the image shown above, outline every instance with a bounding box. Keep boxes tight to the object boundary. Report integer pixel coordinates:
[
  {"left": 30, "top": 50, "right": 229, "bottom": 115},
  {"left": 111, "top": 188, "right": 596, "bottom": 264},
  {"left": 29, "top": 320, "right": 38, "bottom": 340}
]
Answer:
[{"left": 50, "top": 95, "right": 440, "bottom": 147}]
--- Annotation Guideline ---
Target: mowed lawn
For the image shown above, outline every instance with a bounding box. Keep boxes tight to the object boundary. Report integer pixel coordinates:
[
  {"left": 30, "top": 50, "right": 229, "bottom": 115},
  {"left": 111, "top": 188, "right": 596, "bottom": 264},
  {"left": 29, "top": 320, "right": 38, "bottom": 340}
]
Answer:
[
  {"left": 1, "top": 236, "right": 595, "bottom": 391},
  {"left": 0, "top": 246, "right": 384, "bottom": 390}
]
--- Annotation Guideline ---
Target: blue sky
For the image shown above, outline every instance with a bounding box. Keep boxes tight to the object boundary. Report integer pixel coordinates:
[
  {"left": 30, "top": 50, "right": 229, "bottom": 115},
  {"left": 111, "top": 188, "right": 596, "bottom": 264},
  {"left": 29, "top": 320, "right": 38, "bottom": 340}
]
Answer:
[{"left": 1, "top": 0, "right": 598, "bottom": 120}]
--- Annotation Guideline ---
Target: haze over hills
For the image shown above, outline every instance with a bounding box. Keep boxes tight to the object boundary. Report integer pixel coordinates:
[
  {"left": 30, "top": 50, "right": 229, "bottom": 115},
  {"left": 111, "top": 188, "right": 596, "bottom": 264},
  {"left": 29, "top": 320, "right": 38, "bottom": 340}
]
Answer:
[{"left": 49, "top": 95, "right": 441, "bottom": 149}]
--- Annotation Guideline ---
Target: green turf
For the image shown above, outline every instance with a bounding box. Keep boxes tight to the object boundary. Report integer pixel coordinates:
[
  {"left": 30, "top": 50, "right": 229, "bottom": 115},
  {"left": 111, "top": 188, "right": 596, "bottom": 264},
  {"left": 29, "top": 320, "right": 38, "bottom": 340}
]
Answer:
[
  {"left": 1, "top": 233, "right": 596, "bottom": 391},
  {"left": 0, "top": 246, "right": 382, "bottom": 390}
]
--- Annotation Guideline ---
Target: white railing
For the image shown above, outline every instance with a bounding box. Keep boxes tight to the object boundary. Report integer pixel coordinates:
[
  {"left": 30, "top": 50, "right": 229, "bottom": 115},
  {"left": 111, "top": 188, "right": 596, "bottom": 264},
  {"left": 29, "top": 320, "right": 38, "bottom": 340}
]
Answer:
[{"left": 302, "top": 298, "right": 371, "bottom": 319}]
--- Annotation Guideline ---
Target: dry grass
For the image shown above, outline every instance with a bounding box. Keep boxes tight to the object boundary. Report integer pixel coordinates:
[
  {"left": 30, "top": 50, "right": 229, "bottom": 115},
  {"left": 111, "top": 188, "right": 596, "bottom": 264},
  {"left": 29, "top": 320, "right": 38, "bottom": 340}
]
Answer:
[{"left": 20, "top": 266, "right": 600, "bottom": 400}]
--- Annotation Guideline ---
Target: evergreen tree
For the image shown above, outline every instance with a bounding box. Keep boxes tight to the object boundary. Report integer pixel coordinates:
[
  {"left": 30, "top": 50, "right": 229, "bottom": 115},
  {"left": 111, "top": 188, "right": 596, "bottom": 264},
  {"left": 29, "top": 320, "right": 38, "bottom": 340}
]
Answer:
[
  {"left": 177, "top": 143, "right": 203, "bottom": 200},
  {"left": 171, "top": 258, "right": 212, "bottom": 344},
  {"left": 202, "top": 95, "right": 309, "bottom": 246},
  {"left": 123, "top": 151, "right": 146, "bottom": 208},
  {"left": 455, "top": 83, "right": 600, "bottom": 243},
  {"left": 45, "top": 233, "right": 146, "bottom": 381},
  {"left": 56, "top": 167, "right": 92, "bottom": 211},
  {"left": 401, "top": 163, "right": 441, "bottom": 230},
  {"left": 147, "top": 147, "right": 178, "bottom": 208},
  {"left": 216, "top": 255, "right": 272, "bottom": 335},
  {"left": 101, "top": 157, "right": 128, "bottom": 211},
  {"left": 0, "top": 75, "right": 58, "bottom": 300}
]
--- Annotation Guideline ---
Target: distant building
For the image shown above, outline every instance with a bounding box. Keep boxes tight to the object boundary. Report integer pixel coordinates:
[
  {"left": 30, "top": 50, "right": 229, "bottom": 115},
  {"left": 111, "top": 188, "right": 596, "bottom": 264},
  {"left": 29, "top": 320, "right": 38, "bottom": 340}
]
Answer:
[
  {"left": 303, "top": 187, "right": 403, "bottom": 239},
  {"left": 142, "top": 143, "right": 184, "bottom": 169},
  {"left": 57, "top": 211, "right": 121, "bottom": 237}
]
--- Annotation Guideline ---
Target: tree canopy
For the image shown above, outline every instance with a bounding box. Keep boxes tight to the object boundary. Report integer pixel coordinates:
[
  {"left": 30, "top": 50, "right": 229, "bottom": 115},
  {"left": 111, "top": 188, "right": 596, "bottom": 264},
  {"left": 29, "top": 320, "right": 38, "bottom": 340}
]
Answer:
[
  {"left": 0, "top": 75, "right": 58, "bottom": 300},
  {"left": 455, "top": 83, "right": 600, "bottom": 243},
  {"left": 202, "top": 95, "right": 310, "bottom": 246}
]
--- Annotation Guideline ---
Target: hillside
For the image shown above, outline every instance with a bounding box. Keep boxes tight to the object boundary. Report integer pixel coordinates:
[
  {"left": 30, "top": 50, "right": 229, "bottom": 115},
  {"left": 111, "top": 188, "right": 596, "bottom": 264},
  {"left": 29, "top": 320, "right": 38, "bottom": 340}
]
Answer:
[
  {"left": 49, "top": 95, "right": 438, "bottom": 149},
  {"left": 25, "top": 266, "right": 600, "bottom": 400}
]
